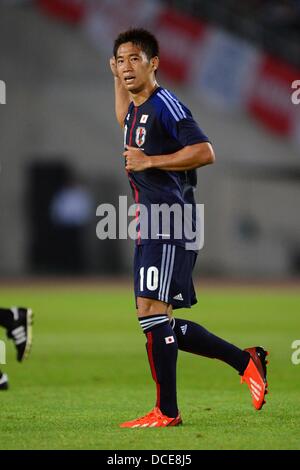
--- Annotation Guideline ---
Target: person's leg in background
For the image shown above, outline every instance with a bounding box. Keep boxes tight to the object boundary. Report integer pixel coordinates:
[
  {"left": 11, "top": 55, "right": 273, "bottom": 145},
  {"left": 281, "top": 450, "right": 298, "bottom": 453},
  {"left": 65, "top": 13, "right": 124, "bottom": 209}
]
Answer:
[{"left": 0, "top": 307, "right": 33, "bottom": 390}]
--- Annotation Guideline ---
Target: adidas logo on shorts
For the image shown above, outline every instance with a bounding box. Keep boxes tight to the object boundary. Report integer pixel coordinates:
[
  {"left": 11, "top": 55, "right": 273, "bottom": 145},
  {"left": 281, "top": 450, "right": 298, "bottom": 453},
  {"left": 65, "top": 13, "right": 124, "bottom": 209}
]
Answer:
[{"left": 173, "top": 293, "right": 183, "bottom": 301}]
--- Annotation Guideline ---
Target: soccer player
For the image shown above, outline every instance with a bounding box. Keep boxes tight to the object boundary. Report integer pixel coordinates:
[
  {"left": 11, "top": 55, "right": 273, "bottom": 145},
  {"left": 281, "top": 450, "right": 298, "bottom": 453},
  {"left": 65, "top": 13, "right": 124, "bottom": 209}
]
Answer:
[
  {"left": 110, "top": 29, "right": 269, "bottom": 427},
  {"left": 0, "top": 307, "right": 33, "bottom": 390}
]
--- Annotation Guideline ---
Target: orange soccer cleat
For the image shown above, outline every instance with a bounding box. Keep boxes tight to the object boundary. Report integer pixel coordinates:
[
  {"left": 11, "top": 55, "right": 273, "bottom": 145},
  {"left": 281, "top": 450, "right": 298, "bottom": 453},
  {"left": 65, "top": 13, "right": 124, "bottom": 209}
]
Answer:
[
  {"left": 241, "top": 346, "right": 269, "bottom": 410},
  {"left": 120, "top": 407, "right": 182, "bottom": 428}
]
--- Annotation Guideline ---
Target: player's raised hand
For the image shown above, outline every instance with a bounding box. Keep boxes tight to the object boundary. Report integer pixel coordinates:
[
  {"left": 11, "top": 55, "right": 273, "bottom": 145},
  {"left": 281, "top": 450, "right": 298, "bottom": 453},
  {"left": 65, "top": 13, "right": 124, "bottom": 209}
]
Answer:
[
  {"left": 110, "top": 56, "right": 119, "bottom": 78},
  {"left": 124, "top": 146, "right": 151, "bottom": 172}
]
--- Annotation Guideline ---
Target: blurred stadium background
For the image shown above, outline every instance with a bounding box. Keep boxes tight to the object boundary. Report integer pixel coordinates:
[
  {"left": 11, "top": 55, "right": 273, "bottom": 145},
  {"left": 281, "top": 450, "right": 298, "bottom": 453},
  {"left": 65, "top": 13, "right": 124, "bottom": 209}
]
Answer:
[
  {"left": 0, "top": 0, "right": 300, "bottom": 279},
  {"left": 0, "top": 0, "right": 300, "bottom": 450}
]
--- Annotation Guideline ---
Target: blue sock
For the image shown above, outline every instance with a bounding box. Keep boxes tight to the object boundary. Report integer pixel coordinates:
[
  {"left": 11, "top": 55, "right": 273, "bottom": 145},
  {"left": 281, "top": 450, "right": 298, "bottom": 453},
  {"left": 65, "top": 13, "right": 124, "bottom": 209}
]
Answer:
[
  {"left": 171, "top": 318, "right": 250, "bottom": 374},
  {"left": 139, "top": 314, "right": 179, "bottom": 418}
]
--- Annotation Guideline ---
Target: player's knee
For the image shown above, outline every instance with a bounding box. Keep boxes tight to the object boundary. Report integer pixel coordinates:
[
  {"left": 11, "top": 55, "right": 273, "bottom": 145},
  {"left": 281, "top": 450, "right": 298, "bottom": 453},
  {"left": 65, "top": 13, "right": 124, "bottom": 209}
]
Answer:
[
  {"left": 137, "top": 297, "right": 168, "bottom": 318},
  {"left": 137, "top": 297, "right": 155, "bottom": 317}
]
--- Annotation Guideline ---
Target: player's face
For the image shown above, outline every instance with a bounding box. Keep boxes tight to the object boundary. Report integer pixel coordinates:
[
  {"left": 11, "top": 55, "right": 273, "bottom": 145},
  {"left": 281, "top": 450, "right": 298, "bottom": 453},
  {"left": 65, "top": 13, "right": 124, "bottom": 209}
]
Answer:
[{"left": 116, "top": 42, "right": 157, "bottom": 93}]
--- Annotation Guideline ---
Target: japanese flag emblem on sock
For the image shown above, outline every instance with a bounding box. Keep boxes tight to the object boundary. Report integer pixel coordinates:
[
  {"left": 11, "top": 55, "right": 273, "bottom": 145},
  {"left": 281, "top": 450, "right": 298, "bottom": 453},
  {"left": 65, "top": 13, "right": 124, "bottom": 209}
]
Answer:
[{"left": 165, "top": 336, "right": 175, "bottom": 344}]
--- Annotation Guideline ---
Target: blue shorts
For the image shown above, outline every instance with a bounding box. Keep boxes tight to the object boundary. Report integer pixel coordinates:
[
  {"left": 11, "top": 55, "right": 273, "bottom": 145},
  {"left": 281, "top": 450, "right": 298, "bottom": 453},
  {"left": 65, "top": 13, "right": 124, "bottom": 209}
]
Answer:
[{"left": 134, "top": 243, "right": 198, "bottom": 309}]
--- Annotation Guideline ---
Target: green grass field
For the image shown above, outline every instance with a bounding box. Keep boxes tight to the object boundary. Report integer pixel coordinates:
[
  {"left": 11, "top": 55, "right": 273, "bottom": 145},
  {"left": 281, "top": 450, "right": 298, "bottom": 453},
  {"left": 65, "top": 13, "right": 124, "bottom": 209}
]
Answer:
[{"left": 0, "top": 283, "right": 299, "bottom": 450}]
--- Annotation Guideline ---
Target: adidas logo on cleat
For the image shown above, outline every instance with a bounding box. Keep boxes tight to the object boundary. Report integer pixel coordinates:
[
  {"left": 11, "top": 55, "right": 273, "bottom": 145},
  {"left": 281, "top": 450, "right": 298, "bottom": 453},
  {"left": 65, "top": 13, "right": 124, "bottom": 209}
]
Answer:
[{"left": 11, "top": 326, "right": 27, "bottom": 345}]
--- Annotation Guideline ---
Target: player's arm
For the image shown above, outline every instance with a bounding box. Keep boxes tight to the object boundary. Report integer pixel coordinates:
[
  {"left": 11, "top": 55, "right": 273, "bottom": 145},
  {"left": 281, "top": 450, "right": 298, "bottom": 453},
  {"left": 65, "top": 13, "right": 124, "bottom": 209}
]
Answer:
[
  {"left": 124, "top": 142, "right": 215, "bottom": 172},
  {"left": 148, "top": 142, "right": 215, "bottom": 171},
  {"left": 110, "top": 57, "right": 131, "bottom": 128}
]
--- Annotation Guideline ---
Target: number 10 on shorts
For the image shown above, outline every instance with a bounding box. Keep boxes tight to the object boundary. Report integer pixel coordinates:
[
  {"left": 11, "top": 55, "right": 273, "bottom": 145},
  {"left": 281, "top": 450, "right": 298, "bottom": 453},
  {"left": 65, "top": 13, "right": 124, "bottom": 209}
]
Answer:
[{"left": 140, "top": 267, "right": 159, "bottom": 291}]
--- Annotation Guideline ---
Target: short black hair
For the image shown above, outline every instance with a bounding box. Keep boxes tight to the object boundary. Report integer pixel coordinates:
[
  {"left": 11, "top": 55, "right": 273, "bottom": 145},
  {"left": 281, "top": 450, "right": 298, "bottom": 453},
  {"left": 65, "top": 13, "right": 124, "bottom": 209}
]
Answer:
[{"left": 113, "top": 28, "right": 159, "bottom": 61}]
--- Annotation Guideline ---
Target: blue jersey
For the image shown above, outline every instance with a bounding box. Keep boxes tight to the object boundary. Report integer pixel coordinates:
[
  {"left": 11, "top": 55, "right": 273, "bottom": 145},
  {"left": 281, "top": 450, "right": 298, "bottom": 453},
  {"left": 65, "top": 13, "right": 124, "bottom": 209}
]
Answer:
[{"left": 124, "top": 86, "right": 209, "bottom": 247}]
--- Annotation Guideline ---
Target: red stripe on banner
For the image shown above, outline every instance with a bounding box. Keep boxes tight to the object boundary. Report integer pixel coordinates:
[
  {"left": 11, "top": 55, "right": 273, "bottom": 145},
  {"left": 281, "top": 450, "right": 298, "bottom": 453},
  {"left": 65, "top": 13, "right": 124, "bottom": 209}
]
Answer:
[
  {"left": 156, "top": 8, "right": 206, "bottom": 83},
  {"left": 146, "top": 332, "right": 160, "bottom": 409},
  {"left": 37, "top": 0, "right": 85, "bottom": 24},
  {"left": 247, "top": 55, "right": 299, "bottom": 135}
]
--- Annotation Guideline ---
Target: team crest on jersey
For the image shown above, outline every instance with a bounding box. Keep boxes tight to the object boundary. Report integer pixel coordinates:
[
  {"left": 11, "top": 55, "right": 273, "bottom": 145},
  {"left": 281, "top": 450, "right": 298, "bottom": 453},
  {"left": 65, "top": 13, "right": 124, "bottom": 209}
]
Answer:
[{"left": 135, "top": 126, "right": 146, "bottom": 147}]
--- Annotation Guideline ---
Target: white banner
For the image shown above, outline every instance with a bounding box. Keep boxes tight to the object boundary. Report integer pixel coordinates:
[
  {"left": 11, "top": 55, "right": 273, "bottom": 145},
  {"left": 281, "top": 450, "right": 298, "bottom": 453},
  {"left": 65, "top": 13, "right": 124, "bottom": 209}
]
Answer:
[
  {"left": 82, "top": 0, "right": 162, "bottom": 55},
  {"left": 191, "top": 28, "right": 261, "bottom": 110}
]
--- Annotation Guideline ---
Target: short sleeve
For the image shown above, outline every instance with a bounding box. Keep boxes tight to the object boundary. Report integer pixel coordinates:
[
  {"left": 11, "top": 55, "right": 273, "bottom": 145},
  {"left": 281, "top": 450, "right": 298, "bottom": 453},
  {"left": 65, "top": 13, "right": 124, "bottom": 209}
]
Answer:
[
  {"left": 175, "top": 115, "right": 210, "bottom": 147},
  {"left": 158, "top": 90, "right": 210, "bottom": 147}
]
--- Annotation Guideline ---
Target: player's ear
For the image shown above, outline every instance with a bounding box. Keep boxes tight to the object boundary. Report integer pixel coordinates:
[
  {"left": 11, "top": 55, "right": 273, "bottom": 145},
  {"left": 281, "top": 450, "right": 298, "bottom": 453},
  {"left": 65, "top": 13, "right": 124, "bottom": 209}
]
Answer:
[{"left": 151, "top": 56, "right": 159, "bottom": 72}]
